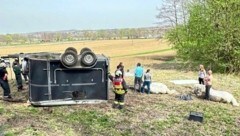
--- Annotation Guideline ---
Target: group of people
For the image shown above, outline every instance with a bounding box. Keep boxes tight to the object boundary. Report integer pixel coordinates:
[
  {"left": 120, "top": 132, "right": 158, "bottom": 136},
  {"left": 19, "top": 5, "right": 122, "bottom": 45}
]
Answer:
[
  {"left": 1, "top": 58, "right": 212, "bottom": 106},
  {"left": 109, "top": 62, "right": 152, "bottom": 110},
  {"left": 0, "top": 58, "right": 29, "bottom": 101},
  {"left": 12, "top": 58, "right": 29, "bottom": 90},
  {"left": 198, "top": 64, "right": 213, "bottom": 100},
  {"left": 110, "top": 62, "right": 213, "bottom": 109},
  {"left": 133, "top": 63, "right": 152, "bottom": 94}
]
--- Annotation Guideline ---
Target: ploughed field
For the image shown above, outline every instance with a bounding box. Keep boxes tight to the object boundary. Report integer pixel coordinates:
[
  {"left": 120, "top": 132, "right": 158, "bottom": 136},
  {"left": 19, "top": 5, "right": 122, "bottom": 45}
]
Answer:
[{"left": 0, "top": 39, "right": 240, "bottom": 136}]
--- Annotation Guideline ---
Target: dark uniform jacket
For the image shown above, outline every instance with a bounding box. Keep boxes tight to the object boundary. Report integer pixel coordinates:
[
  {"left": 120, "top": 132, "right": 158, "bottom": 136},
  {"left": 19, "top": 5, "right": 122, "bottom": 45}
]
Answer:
[
  {"left": 0, "top": 67, "right": 8, "bottom": 81},
  {"left": 13, "top": 65, "right": 22, "bottom": 75}
]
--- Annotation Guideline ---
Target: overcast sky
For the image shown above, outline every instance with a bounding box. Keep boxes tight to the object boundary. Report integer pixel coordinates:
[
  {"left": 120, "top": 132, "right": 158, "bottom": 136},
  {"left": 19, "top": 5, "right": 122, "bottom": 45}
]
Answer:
[{"left": 0, "top": 0, "right": 162, "bottom": 34}]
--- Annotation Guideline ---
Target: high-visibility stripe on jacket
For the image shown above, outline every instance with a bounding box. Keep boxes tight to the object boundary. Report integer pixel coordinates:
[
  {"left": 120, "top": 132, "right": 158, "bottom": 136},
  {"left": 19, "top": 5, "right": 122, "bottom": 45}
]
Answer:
[{"left": 113, "top": 77, "right": 125, "bottom": 94}]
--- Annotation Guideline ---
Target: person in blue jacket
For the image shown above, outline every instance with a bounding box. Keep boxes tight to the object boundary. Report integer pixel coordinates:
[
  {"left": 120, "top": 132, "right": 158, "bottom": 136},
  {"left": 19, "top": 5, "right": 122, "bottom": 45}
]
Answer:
[{"left": 134, "top": 63, "right": 144, "bottom": 92}]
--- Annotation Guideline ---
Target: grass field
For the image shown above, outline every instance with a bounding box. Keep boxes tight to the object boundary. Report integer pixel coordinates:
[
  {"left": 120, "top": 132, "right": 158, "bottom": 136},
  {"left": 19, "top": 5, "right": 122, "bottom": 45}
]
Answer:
[{"left": 1, "top": 39, "right": 240, "bottom": 136}]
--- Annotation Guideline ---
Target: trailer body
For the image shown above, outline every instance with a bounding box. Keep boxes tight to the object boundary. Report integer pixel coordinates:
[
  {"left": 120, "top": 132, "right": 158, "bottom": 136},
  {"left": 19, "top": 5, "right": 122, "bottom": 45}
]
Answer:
[{"left": 27, "top": 52, "right": 109, "bottom": 106}]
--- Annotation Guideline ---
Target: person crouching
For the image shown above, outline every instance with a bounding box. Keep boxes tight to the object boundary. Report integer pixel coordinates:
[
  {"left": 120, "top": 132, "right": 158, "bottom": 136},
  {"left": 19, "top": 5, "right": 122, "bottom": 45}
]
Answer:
[{"left": 109, "top": 70, "right": 128, "bottom": 109}]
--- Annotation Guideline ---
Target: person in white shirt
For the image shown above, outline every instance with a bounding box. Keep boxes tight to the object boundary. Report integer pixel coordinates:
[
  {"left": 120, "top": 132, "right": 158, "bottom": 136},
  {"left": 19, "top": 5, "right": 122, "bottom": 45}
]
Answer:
[
  {"left": 141, "top": 69, "right": 152, "bottom": 94},
  {"left": 198, "top": 64, "right": 206, "bottom": 85},
  {"left": 21, "top": 58, "right": 29, "bottom": 83}
]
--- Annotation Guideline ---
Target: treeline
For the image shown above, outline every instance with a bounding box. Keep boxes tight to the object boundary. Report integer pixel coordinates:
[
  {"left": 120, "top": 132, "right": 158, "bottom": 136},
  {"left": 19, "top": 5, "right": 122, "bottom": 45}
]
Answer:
[
  {"left": 159, "top": 0, "right": 240, "bottom": 73},
  {"left": 0, "top": 27, "right": 165, "bottom": 45}
]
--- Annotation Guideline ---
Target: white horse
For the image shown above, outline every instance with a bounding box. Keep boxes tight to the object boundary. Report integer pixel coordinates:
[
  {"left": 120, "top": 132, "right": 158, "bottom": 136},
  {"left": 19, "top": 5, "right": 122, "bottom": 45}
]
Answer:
[
  {"left": 193, "top": 84, "right": 239, "bottom": 106},
  {"left": 149, "top": 82, "right": 178, "bottom": 95}
]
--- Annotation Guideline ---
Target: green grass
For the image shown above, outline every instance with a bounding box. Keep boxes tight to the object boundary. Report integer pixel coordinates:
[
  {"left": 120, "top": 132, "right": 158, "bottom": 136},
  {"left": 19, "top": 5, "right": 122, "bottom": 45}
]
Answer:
[
  {"left": 0, "top": 106, "right": 4, "bottom": 114},
  {"left": 1, "top": 42, "right": 240, "bottom": 135},
  {"left": 153, "top": 114, "right": 181, "bottom": 131},
  {"left": 1, "top": 70, "right": 240, "bottom": 135},
  {"left": 65, "top": 110, "right": 115, "bottom": 132}
]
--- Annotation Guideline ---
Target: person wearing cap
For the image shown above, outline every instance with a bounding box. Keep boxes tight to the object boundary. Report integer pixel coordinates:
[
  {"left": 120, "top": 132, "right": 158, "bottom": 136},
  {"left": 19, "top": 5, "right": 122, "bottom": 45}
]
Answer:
[
  {"left": 0, "top": 63, "right": 12, "bottom": 100},
  {"left": 109, "top": 70, "right": 128, "bottom": 109},
  {"left": 13, "top": 61, "right": 24, "bottom": 91},
  {"left": 0, "top": 59, "right": 6, "bottom": 67}
]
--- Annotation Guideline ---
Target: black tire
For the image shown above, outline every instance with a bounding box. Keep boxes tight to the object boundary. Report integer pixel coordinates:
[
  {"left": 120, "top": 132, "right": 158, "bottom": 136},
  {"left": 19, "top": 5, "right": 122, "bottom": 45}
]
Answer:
[
  {"left": 80, "top": 47, "right": 92, "bottom": 55},
  {"left": 80, "top": 51, "right": 97, "bottom": 66},
  {"left": 65, "top": 47, "right": 78, "bottom": 54},
  {"left": 61, "top": 51, "right": 78, "bottom": 67}
]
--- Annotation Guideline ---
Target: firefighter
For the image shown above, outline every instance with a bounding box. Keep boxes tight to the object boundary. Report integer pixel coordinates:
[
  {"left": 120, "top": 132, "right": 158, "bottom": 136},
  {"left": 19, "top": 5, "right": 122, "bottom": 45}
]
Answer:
[
  {"left": 109, "top": 70, "right": 128, "bottom": 109},
  {"left": 0, "top": 63, "right": 12, "bottom": 100},
  {"left": 12, "top": 61, "right": 24, "bottom": 91}
]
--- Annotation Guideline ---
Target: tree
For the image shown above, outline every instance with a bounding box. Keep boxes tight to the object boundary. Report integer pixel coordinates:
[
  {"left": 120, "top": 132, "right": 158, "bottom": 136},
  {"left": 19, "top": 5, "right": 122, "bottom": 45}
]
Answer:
[
  {"left": 156, "top": 0, "right": 189, "bottom": 28},
  {"left": 4, "top": 34, "right": 13, "bottom": 44},
  {"left": 163, "top": 0, "right": 240, "bottom": 73},
  {"left": 55, "top": 33, "right": 62, "bottom": 42}
]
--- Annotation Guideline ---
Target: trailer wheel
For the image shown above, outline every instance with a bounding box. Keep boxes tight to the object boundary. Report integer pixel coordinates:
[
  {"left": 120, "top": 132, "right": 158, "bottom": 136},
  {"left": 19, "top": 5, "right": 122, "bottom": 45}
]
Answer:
[
  {"left": 61, "top": 51, "right": 78, "bottom": 67},
  {"left": 81, "top": 51, "right": 97, "bottom": 66},
  {"left": 65, "top": 47, "right": 78, "bottom": 54},
  {"left": 80, "top": 47, "right": 92, "bottom": 55}
]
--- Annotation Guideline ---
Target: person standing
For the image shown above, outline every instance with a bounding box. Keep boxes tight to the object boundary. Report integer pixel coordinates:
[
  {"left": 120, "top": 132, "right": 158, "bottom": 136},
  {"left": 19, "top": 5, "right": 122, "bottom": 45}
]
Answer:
[
  {"left": 21, "top": 57, "right": 29, "bottom": 83},
  {"left": 0, "top": 63, "right": 12, "bottom": 100},
  {"left": 12, "top": 58, "right": 19, "bottom": 68},
  {"left": 117, "top": 62, "right": 124, "bottom": 78},
  {"left": 204, "top": 70, "right": 213, "bottom": 100},
  {"left": 134, "top": 63, "right": 144, "bottom": 92},
  {"left": 198, "top": 64, "right": 206, "bottom": 85},
  {"left": 13, "top": 62, "right": 24, "bottom": 91},
  {"left": 141, "top": 69, "right": 152, "bottom": 94},
  {"left": 109, "top": 70, "right": 128, "bottom": 109}
]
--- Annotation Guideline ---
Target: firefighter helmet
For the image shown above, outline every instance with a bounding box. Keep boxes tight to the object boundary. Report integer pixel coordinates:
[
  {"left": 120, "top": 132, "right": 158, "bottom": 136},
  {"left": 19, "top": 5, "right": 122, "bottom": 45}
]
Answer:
[{"left": 115, "top": 70, "right": 122, "bottom": 76}]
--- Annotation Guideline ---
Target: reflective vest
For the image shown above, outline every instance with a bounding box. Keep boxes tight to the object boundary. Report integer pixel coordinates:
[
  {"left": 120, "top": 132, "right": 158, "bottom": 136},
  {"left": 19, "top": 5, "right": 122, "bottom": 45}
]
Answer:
[{"left": 113, "top": 77, "right": 125, "bottom": 94}]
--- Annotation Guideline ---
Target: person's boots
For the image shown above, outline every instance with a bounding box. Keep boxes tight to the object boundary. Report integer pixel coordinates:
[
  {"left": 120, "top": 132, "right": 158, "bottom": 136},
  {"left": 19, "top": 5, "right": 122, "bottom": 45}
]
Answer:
[
  {"left": 118, "top": 105, "right": 124, "bottom": 110},
  {"left": 17, "top": 87, "right": 21, "bottom": 92},
  {"left": 18, "top": 85, "right": 26, "bottom": 92},
  {"left": 112, "top": 103, "right": 118, "bottom": 109},
  {"left": 3, "top": 95, "right": 12, "bottom": 101}
]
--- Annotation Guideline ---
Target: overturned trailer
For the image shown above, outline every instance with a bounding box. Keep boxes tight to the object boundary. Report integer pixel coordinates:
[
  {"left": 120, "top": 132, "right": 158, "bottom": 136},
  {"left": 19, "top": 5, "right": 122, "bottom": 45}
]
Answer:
[{"left": 26, "top": 47, "right": 109, "bottom": 106}]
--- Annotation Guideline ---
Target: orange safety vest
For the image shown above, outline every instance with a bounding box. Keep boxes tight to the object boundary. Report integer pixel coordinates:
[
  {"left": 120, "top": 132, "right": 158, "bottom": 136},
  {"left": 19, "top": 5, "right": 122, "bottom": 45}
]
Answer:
[{"left": 113, "top": 77, "right": 125, "bottom": 94}]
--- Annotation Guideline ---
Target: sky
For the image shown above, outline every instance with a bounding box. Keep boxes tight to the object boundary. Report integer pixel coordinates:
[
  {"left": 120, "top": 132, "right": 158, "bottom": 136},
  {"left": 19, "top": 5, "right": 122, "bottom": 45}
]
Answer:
[{"left": 0, "top": 0, "right": 162, "bottom": 34}]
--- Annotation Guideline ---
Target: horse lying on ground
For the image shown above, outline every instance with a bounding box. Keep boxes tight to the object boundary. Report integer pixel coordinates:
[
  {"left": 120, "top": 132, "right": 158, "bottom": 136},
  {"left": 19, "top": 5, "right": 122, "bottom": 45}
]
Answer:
[
  {"left": 128, "top": 82, "right": 178, "bottom": 94},
  {"left": 193, "top": 84, "right": 239, "bottom": 106},
  {"left": 149, "top": 82, "right": 178, "bottom": 95}
]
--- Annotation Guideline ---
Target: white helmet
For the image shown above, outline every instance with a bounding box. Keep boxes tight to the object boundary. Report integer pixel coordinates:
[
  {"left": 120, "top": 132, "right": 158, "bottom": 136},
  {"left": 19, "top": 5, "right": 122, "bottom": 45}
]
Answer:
[{"left": 115, "top": 70, "right": 122, "bottom": 76}]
